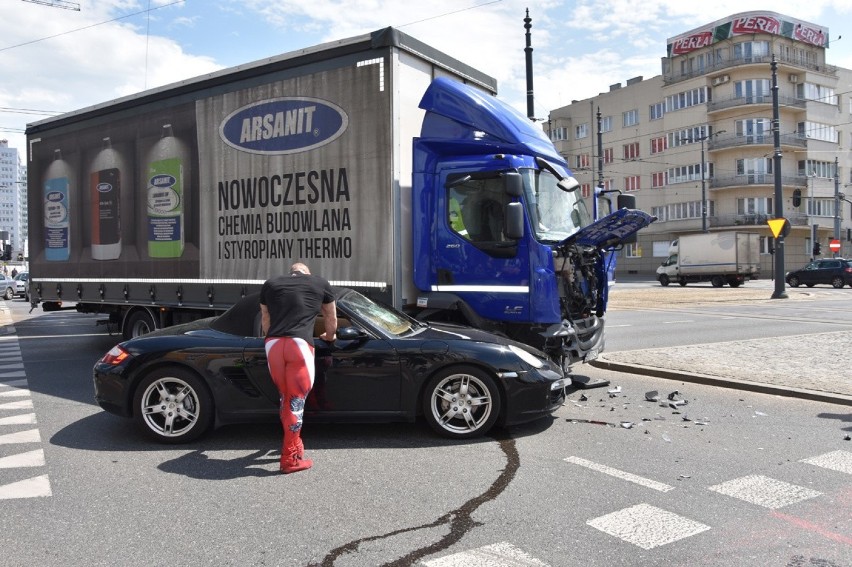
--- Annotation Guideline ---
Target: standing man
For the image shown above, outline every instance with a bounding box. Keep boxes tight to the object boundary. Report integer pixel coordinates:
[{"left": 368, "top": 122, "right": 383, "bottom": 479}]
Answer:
[{"left": 260, "top": 262, "right": 337, "bottom": 474}]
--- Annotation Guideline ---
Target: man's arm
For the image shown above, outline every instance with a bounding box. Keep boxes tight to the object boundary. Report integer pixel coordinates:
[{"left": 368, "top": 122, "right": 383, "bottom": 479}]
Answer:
[
  {"left": 319, "top": 301, "right": 337, "bottom": 342},
  {"left": 260, "top": 304, "right": 270, "bottom": 337}
]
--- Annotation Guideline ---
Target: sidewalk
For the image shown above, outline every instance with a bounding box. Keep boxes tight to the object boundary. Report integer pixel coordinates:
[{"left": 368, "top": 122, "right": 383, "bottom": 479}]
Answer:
[{"left": 592, "top": 330, "right": 852, "bottom": 406}]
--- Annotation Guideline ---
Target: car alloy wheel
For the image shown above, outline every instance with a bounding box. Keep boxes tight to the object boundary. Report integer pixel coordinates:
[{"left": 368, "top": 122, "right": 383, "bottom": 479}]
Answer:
[
  {"left": 423, "top": 365, "right": 500, "bottom": 439},
  {"left": 133, "top": 368, "right": 213, "bottom": 443},
  {"left": 832, "top": 276, "right": 844, "bottom": 289},
  {"left": 788, "top": 276, "right": 800, "bottom": 287}
]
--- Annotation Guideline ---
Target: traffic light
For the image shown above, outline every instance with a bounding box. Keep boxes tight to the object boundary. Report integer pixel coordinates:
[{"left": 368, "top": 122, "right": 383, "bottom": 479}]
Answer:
[
  {"left": 813, "top": 241, "right": 821, "bottom": 256},
  {"left": 792, "top": 189, "right": 801, "bottom": 208}
]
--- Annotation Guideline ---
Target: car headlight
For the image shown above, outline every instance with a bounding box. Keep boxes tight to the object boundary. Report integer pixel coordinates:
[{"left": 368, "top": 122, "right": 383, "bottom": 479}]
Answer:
[{"left": 508, "top": 344, "right": 545, "bottom": 369}]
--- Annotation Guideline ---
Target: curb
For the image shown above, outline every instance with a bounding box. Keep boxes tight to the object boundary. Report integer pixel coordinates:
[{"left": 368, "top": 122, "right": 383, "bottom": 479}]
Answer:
[{"left": 590, "top": 358, "right": 852, "bottom": 407}]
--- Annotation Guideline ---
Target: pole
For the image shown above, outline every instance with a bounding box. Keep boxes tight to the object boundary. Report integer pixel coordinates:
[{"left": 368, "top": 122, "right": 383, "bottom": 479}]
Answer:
[
  {"left": 523, "top": 9, "right": 535, "bottom": 121},
  {"left": 770, "top": 56, "right": 787, "bottom": 299},
  {"left": 834, "top": 157, "right": 840, "bottom": 255},
  {"left": 595, "top": 107, "right": 603, "bottom": 220},
  {"left": 700, "top": 137, "right": 707, "bottom": 233}
]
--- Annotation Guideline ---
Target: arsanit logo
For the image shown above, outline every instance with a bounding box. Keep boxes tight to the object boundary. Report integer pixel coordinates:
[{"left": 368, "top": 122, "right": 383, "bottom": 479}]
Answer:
[{"left": 219, "top": 97, "right": 349, "bottom": 155}]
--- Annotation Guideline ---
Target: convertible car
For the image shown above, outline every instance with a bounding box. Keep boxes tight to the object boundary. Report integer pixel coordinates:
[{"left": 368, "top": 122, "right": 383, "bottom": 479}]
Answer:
[{"left": 93, "top": 288, "right": 569, "bottom": 443}]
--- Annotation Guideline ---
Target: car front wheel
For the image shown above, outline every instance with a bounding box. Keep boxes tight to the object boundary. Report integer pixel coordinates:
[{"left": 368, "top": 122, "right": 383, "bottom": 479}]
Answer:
[
  {"left": 423, "top": 365, "right": 501, "bottom": 439},
  {"left": 3, "top": 286, "right": 13, "bottom": 300},
  {"left": 788, "top": 276, "right": 800, "bottom": 287},
  {"left": 132, "top": 367, "right": 213, "bottom": 443}
]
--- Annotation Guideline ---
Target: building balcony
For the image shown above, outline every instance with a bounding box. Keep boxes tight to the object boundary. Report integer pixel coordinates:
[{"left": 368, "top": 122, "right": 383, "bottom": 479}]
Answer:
[
  {"left": 710, "top": 174, "right": 808, "bottom": 189},
  {"left": 707, "top": 94, "right": 805, "bottom": 113},
  {"left": 709, "top": 132, "right": 807, "bottom": 151},
  {"left": 664, "top": 54, "right": 838, "bottom": 85},
  {"left": 709, "top": 212, "right": 810, "bottom": 229}
]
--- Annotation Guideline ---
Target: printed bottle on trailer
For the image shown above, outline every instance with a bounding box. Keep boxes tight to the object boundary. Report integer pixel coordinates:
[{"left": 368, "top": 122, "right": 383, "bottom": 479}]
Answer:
[
  {"left": 43, "top": 149, "right": 71, "bottom": 261},
  {"left": 89, "top": 137, "right": 123, "bottom": 260},
  {"left": 145, "top": 124, "right": 187, "bottom": 258}
]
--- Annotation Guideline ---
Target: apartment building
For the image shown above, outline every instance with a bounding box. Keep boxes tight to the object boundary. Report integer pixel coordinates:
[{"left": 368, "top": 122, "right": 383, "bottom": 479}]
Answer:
[
  {"left": 0, "top": 139, "right": 27, "bottom": 260},
  {"left": 548, "top": 11, "right": 852, "bottom": 276}
]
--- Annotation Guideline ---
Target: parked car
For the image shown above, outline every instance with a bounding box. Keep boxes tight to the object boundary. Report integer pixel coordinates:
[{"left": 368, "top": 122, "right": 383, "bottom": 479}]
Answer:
[
  {"left": 0, "top": 275, "right": 15, "bottom": 300},
  {"left": 94, "top": 288, "right": 569, "bottom": 444},
  {"left": 786, "top": 258, "right": 852, "bottom": 289},
  {"left": 13, "top": 271, "right": 28, "bottom": 299}
]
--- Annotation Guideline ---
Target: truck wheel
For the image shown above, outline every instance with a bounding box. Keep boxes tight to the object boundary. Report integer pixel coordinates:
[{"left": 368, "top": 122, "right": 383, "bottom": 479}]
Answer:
[
  {"left": 132, "top": 367, "right": 213, "bottom": 444},
  {"left": 659, "top": 275, "right": 670, "bottom": 287},
  {"left": 124, "top": 309, "right": 157, "bottom": 340},
  {"left": 729, "top": 280, "right": 742, "bottom": 288},
  {"left": 711, "top": 276, "right": 725, "bottom": 288},
  {"left": 422, "top": 365, "right": 501, "bottom": 439},
  {"left": 678, "top": 279, "right": 687, "bottom": 287}
]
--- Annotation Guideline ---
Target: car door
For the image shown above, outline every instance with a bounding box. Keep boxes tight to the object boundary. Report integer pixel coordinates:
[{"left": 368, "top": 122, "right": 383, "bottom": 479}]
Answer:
[{"left": 242, "top": 323, "right": 403, "bottom": 416}]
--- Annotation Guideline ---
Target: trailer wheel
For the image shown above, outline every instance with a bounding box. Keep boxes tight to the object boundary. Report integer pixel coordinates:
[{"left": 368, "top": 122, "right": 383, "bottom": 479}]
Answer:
[
  {"left": 711, "top": 276, "right": 725, "bottom": 288},
  {"left": 124, "top": 309, "right": 157, "bottom": 340},
  {"left": 659, "top": 275, "right": 670, "bottom": 287}
]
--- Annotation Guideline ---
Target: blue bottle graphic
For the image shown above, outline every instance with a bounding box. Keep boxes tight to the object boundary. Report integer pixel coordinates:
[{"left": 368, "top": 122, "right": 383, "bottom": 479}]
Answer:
[{"left": 44, "top": 149, "right": 71, "bottom": 261}]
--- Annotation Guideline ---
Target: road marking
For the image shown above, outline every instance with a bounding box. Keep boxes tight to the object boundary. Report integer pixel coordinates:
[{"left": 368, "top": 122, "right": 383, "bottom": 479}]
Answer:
[
  {"left": 0, "top": 388, "right": 30, "bottom": 397},
  {"left": 0, "top": 412, "right": 36, "bottom": 425},
  {"left": 800, "top": 450, "right": 852, "bottom": 475},
  {"left": 0, "top": 449, "right": 46, "bottom": 469},
  {"left": 564, "top": 456, "right": 675, "bottom": 492},
  {"left": 586, "top": 503, "right": 710, "bottom": 550},
  {"left": 0, "top": 474, "right": 52, "bottom": 500},
  {"left": 0, "top": 429, "right": 41, "bottom": 444},
  {"left": 422, "top": 542, "right": 549, "bottom": 566},
  {"left": 707, "top": 475, "right": 821, "bottom": 509},
  {"left": 0, "top": 378, "right": 26, "bottom": 387},
  {"left": 662, "top": 320, "right": 694, "bottom": 324}
]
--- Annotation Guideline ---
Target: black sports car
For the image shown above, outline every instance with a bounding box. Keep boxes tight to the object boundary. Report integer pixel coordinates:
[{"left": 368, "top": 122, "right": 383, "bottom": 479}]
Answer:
[{"left": 94, "top": 288, "right": 569, "bottom": 443}]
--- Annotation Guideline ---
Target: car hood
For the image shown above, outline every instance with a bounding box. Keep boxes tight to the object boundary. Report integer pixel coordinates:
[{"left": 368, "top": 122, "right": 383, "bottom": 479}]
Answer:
[{"left": 423, "top": 322, "right": 547, "bottom": 356}]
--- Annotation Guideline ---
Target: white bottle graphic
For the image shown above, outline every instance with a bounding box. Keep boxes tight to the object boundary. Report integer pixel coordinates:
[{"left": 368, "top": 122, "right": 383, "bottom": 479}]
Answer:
[
  {"left": 145, "top": 124, "right": 188, "bottom": 258},
  {"left": 89, "top": 137, "right": 123, "bottom": 260},
  {"left": 43, "top": 149, "right": 71, "bottom": 261}
]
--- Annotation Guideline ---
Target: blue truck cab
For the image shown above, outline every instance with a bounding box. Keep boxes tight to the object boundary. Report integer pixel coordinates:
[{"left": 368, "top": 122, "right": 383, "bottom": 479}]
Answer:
[{"left": 412, "top": 77, "right": 654, "bottom": 372}]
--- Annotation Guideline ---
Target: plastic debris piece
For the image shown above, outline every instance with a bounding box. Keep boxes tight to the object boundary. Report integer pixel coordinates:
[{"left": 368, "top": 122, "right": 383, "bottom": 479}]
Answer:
[
  {"left": 662, "top": 433, "right": 672, "bottom": 443},
  {"left": 667, "top": 390, "right": 680, "bottom": 400},
  {"left": 682, "top": 414, "right": 691, "bottom": 421},
  {"left": 754, "top": 411, "right": 768, "bottom": 416},
  {"left": 608, "top": 386, "right": 622, "bottom": 394},
  {"left": 695, "top": 421, "right": 709, "bottom": 426},
  {"left": 579, "top": 394, "right": 588, "bottom": 402},
  {"left": 645, "top": 390, "right": 659, "bottom": 402},
  {"left": 844, "top": 434, "right": 851, "bottom": 441},
  {"left": 620, "top": 422, "right": 634, "bottom": 429}
]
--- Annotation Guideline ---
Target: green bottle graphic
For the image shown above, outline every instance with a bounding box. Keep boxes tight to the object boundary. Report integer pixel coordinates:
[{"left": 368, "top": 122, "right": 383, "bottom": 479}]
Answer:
[{"left": 146, "top": 125, "right": 185, "bottom": 258}]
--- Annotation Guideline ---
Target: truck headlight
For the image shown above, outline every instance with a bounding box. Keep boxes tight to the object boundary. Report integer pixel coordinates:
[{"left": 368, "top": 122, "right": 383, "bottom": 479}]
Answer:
[{"left": 509, "top": 345, "right": 545, "bottom": 369}]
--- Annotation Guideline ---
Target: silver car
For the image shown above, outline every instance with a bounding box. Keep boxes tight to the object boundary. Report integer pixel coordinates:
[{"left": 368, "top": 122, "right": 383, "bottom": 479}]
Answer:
[
  {"left": 1, "top": 275, "right": 15, "bottom": 300},
  {"left": 13, "top": 272, "right": 28, "bottom": 298}
]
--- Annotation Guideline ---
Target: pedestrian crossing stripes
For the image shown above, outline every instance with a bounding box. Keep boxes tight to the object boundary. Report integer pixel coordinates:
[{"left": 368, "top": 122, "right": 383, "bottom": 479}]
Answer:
[{"left": 0, "top": 305, "right": 52, "bottom": 500}]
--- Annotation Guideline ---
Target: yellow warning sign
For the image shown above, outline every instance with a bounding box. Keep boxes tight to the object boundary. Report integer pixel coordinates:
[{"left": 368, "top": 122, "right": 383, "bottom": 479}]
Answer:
[{"left": 767, "top": 218, "right": 789, "bottom": 238}]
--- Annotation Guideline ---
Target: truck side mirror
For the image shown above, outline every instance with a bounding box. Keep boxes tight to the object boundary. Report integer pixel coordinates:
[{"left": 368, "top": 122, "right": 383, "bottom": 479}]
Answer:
[
  {"left": 506, "top": 202, "right": 524, "bottom": 239},
  {"left": 617, "top": 194, "right": 636, "bottom": 210},
  {"left": 504, "top": 172, "right": 523, "bottom": 197}
]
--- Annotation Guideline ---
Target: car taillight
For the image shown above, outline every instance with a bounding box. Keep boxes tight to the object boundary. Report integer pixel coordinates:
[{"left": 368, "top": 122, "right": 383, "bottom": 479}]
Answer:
[
  {"left": 845, "top": 267, "right": 852, "bottom": 273},
  {"left": 100, "top": 345, "right": 131, "bottom": 365}
]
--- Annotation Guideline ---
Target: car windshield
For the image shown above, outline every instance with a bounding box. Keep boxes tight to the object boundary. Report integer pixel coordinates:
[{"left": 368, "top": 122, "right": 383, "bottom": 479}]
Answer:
[
  {"left": 338, "top": 290, "right": 423, "bottom": 337},
  {"left": 520, "top": 167, "right": 591, "bottom": 243}
]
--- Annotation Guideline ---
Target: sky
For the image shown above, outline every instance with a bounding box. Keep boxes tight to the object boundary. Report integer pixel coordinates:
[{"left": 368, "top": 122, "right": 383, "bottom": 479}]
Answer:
[{"left": 2, "top": 0, "right": 852, "bottom": 157}]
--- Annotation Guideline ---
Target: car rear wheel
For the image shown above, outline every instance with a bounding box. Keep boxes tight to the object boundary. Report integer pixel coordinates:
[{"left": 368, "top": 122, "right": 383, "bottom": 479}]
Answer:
[
  {"left": 832, "top": 276, "right": 844, "bottom": 289},
  {"left": 787, "top": 276, "right": 800, "bottom": 287},
  {"left": 132, "top": 367, "right": 213, "bottom": 444},
  {"left": 423, "top": 365, "right": 501, "bottom": 439}
]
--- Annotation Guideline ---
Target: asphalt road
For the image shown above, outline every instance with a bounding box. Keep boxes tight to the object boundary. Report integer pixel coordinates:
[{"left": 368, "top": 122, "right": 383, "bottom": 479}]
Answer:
[{"left": 1, "top": 295, "right": 850, "bottom": 566}]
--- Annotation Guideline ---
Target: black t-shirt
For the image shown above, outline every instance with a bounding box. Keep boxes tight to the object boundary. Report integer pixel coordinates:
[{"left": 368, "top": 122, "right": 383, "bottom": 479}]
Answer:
[{"left": 260, "top": 273, "right": 335, "bottom": 341}]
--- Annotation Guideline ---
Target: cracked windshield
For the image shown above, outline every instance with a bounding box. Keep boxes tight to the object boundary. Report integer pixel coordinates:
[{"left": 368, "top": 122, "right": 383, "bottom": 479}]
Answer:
[{"left": 521, "top": 168, "right": 590, "bottom": 243}]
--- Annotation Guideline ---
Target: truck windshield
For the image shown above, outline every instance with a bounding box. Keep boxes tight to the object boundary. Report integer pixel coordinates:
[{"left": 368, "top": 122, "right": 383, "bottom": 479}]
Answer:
[{"left": 520, "top": 168, "right": 591, "bottom": 243}]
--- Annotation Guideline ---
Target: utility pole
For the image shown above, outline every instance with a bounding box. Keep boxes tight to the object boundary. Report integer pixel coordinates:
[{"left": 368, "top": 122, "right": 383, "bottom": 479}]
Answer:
[
  {"left": 834, "top": 156, "right": 841, "bottom": 255},
  {"left": 595, "top": 107, "right": 604, "bottom": 220},
  {"left": 770, "top": 56, "right": 788, "bottom": 299},
  {"left": 524, "top": 9, "right": 535, "bottom": 121}
]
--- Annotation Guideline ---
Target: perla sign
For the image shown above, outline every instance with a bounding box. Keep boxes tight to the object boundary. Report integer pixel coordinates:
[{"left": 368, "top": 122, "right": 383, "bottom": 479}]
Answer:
[{"left": 219, "top": 97, "right": 349, "bottom": 155}]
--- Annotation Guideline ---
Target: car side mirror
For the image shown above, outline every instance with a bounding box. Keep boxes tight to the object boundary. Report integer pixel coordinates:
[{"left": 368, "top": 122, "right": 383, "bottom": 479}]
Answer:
[{"left": 337, "top": 326, "right": 368, "bottom": 341}]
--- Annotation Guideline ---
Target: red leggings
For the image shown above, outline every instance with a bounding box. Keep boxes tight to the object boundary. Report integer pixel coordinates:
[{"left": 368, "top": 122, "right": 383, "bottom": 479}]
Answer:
[{"left": 264, "top": 337, "right": 315, "bottom": 461}]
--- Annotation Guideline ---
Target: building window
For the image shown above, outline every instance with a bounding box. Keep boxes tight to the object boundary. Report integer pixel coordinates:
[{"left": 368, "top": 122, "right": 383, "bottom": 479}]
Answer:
[
  {"left": 798, "top": 121, "right": 838, "bottom": 143},
  {"left": 580, "top": 183, "right": 592, "bottom": 198},
  {"left": 652, "top": 172, "right": 666, "bottom": 188},
  {"left": 623, "top": 143, "right": 640, "bottom": 160},
  {"left": 797, "top": 83, "right": 837, "bottom": 105},
  {"left": 733, "top": 41, "right": 770, "bottom": 62},
  {"left": 734, "top": 79, "right": 771, "bottom": 102},
  {"left": 600, "top": 116, "right": 613, "bottom": 132},
  {"left": 603, "top": 148, "right": 613, "bottom": 164},
  {"left": 624, "top": 176, "right": 640, "bottom": 192},
  {"left": 668, "top": 163, "right": 712, "bottom": 184},
  {"left": 623, "top": 109, "right": 639, "bottom": 127},
  {"left": 575, "top": 123, "right": 588, "bottom": 139},
  {"left": 550, "top": 127, "right": 568, "bottom": 141},
  {"left": 806, "top": 198, "right": 837, "bottom": 217},
  {"left": 575, "top": 154, "right": 591, "bottom": 169},
  {"left": 736, "top": 118, "right": 771, "bottom": 141},
  {"left": 624, "top": 242, "right": 641, "bottom": 258},
  {"left": 798, "top": 160, "right": 836, "bottom": 178},
  {"left": 665, "top": 88, "right": 708, "bottom": 112},
  {"left": 737, "top": 197, "right": 773, "bottom": 215},
  {"left": 668, "top": 125, "right": 710, "bottom": 148},
  {"left": 649, "top": 102, "right": 665, "bottom": 121},
  {"left": 651, "top": 136, "right": 667, "bottom": 154}
]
